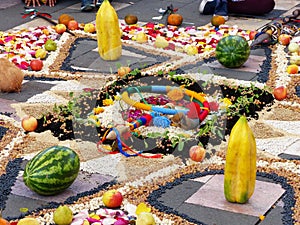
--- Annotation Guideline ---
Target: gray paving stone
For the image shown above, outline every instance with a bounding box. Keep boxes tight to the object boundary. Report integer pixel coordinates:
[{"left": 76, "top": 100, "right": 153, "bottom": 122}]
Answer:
[
  {"left": 178, "top": 203, "right": 259, "bottom": 225},
  {"left": 11, "top": 171, "right": 114, "bottom": 203},
  {"left": 2, "top": 194, "right": 48, "bottom": 220},
  {"left": 157, "top": 180, "right": 203, "bottom": 209},
  {"left": 0, "top": 81, "right": 55, "bottom": 102}
]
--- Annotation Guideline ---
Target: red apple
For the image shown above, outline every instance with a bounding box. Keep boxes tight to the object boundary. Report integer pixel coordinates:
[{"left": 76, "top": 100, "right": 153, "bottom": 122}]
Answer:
[
  {"left": 249, "top": 30, "right": 258, "bottom": 40},
  {"left": 22, "top": 116, "right": 38, "bottom": 132},
  {"left": 189, "top": 145, "right": 206, "bottom": 162},
  {"left": 273, "top": 86, "right": 287, "bottom": 101},
  {"left": 55, "top": 23, "right": 67, "bottom": 34},
  {"left": 278, "top": 34, "right": 291, "bottom": 46},
  {"left": 102, "top": 190, "right": 123, "bottom": 208},
  {"left": 30, "top": 59, "right": 43, "bottom": 71},
  {"left": 67, "top": 20, "right": 79, "bottom": 31}
]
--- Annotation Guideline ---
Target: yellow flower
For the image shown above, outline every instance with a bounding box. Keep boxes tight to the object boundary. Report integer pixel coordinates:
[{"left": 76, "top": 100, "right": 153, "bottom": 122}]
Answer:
[
  {"left": 89, "top": 213, "right": 100, "bottom": 220},
  {"left": 259, "top": 215, "right": 265, "bottom": 221},
  {"left": 88, "top": 115, "right": 101, "bottom": 126},
  {"left": 136, "top": 202, "right": 151, "bottom": 215},
  {"left": 223, "top": 97, "right": 232, "bottom": 107},
  {"left": 102, "top": 98, "right": 114, "bottom": 106},
  {"left": 93, "top": 106, "right": 104, "bottom": 114}
]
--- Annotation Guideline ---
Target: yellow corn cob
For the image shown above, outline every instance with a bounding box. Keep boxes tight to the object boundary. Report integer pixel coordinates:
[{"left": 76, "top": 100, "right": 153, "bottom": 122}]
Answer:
[
  {"left": 96, "top": 0, "right": 122, "bottom": 60},
  {"left": 224, "top": 116, "right": 256, "bottom": 203}
]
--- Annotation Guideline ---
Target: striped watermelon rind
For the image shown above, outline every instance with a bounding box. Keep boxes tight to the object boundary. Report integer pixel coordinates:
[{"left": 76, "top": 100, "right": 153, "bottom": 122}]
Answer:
[
  {"left": 216, "top": 35, "right": 250, "bottom": 68},
  {"left": 23, "top": 145, "right": 80, "bottom": 196}
]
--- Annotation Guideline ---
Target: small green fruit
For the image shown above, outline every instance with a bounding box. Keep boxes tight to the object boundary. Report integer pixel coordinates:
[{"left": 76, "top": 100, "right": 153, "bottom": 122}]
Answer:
[
  {"left": 35, "top": 48, "right": 47, "bottom": 59},
  {"left": 53, "top": 205, "right": 73, "bottom": 225},
  {"left": 136, "top": 212, "right": 156, "bottom": 225},
  {"left": 44, "top": 39, "right": 57, "bottom": 51},
  {"left": 17, "top": 217, "right": 40, "bottom": 225}
]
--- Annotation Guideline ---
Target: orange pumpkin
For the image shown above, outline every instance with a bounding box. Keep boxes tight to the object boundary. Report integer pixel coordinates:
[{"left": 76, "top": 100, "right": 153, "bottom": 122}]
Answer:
[
  {"left": 211, "top": 15, "right": 226, "bottom": 27},
  {"left": 167, "top": 13, "right": 183, "bottom": 26},
  {"left": 58, "top": 14, "right": 75, "bottom": 26},
  {"left": 0, "top": 214, "right": 9, "bottom": 225}
]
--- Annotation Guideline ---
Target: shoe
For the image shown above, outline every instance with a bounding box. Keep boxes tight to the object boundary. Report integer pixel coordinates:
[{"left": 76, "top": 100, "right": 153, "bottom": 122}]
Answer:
[
  {"left": 199, "top": 0, "right": 216, "bottom": 15},
  {"left": 213, "top": 14, "right": 229, "bottom": 21},
  {"left": 96, "top": 0, "right": 103, "bottom": 7},
  {"left": 96, "top": 0, "right": 112, "bottom": 7},
  {"left": 81, "top": 0, "right": 95, "bottom": 12}
]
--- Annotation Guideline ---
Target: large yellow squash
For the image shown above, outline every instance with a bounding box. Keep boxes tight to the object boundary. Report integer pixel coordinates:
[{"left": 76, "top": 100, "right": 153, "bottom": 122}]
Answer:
[
  {"left": 96, "top": 0, "right": 122, "bottom": 60},
  {"left": 224, "top": 116, "right": 257, "bottom": 203}
]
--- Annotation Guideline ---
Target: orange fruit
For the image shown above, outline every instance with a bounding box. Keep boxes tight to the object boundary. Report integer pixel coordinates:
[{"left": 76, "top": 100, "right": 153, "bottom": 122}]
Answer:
[
  {"left": 167, "top": 14, "right": 183, "bottom": 26},
  {"left": 124, "top": 14, "right": 138, "bottom": 25},
  {"left": 211, "top": 15, "right": 226, "bottom": 27},
  {"left": 58, "top": 14, "right": 74, "bottom": 26}
]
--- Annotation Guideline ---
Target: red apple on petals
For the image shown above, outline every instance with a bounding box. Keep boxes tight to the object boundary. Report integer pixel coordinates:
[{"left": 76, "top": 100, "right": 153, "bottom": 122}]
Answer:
[
  {"left": 22, "top": 116, "right": 38, "bottom": 132},
  {"left": 30, "top": 59, "right": 43, "bottom": 71},
  {"left": 278, "top": 34, "right": 291, "bottom": 46},
  {"left": 67, "top": 20, "right": 79, "bottom": 31},
  {"left": 55, "top": 23, "right": 67, "bottom": 34},
  {"left": 189, "top": 145, "right": 206, "bottom": 162},
  {"left": 102, "top": 189, "right": 123, "bottom": 208},
  {"left": 273, "top": 86, "right": 287, "bottom": 101},
  {"left": 249, "top": 30, "right": 258, "bottom": 40}
]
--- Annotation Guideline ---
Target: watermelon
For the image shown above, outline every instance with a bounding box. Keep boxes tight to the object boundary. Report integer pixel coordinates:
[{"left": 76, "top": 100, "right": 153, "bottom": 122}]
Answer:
[
  {"left": 23, "top": 145, "right": 80, "bottom": 196},
  {"left": 215, "top": 35, "right": 250, "bottom": 68}
]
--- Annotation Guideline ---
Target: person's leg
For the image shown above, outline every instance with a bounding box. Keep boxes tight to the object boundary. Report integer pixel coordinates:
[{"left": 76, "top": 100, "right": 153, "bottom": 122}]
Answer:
[
  {"left": 228, "top": 0, "right": 275, "bottom": 15},
  {"left": 81, "top": 0, "right": 95, "bottom": 11},
  {"left": 214, "top": 0, "right": 228, "bottom": 17},
  {"left": 199, "top": 0, "right": 217, "bottom": 15}
]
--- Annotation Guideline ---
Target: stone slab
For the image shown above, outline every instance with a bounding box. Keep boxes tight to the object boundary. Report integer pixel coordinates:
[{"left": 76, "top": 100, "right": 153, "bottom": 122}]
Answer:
[
  {"left": 284, "top": 139, "right": 300, "bottom": 156},
  {"left": 11, "top": 171, "right": 114, "bottom": 202},
  {"left": 2, "top": 194, "right": 49, "bottom": 219},
  {"left": 157, "top": 180, "right": 204, "bottom": 209},
  {"left": 207, "top": 54, "right": 266, "bottom": 74},
  {"left": 185, "top": 174, "right": 285, "bottom": 217}
]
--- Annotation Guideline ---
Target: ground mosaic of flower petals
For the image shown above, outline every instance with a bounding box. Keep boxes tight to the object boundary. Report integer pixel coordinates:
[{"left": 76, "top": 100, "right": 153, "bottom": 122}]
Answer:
[{"left": 0, "top": 20, "right": 300, "bottom": 225}]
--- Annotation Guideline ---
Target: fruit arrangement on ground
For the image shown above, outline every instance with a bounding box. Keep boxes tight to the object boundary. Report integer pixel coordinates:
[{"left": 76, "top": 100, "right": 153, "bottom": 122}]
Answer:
[
  {"left": 287, "top": 41, "right": 300, "bottom": 72},
  {"left": 216, "top": 35, "right": 250, "bottom": 68},
  {"left": 58, "top": 14, "right": 75, "bottom": 26},
  {"left": 224, "top": 116, "right": 256, "bottom": 204},
  {"left": 23, "top": 146, "right": 80, "bottom": 196}
]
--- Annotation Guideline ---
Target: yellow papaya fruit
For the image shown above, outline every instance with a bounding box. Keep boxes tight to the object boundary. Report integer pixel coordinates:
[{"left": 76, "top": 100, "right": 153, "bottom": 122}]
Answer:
[
  {"left": 224, "top": 116, "right": 256, "bottom": 203},
  {"left": 96, "top": 0, "right": 122, "bottom": 60}
]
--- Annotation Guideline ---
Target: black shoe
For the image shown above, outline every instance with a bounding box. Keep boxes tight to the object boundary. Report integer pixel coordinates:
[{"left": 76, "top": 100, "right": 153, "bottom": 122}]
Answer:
[
  {"left": 96, "top": 0, "right": 112, "bottom": 7},
  {"left": 199, "top": 0, "right": 216, "bottom": 15},
  {"left": 96, "top": 0, "right": 103, "bottom": 7}
]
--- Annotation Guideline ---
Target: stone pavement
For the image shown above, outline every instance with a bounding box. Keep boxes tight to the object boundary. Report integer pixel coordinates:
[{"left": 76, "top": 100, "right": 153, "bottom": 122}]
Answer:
[{"left": 0, "top": 0, "right": 300, "bottom": 225}]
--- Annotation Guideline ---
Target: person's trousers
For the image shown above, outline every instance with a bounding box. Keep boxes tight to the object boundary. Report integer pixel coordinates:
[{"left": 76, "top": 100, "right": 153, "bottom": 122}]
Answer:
[{"left": 228, "top": 0, "right": 275, "bottom": 15}]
